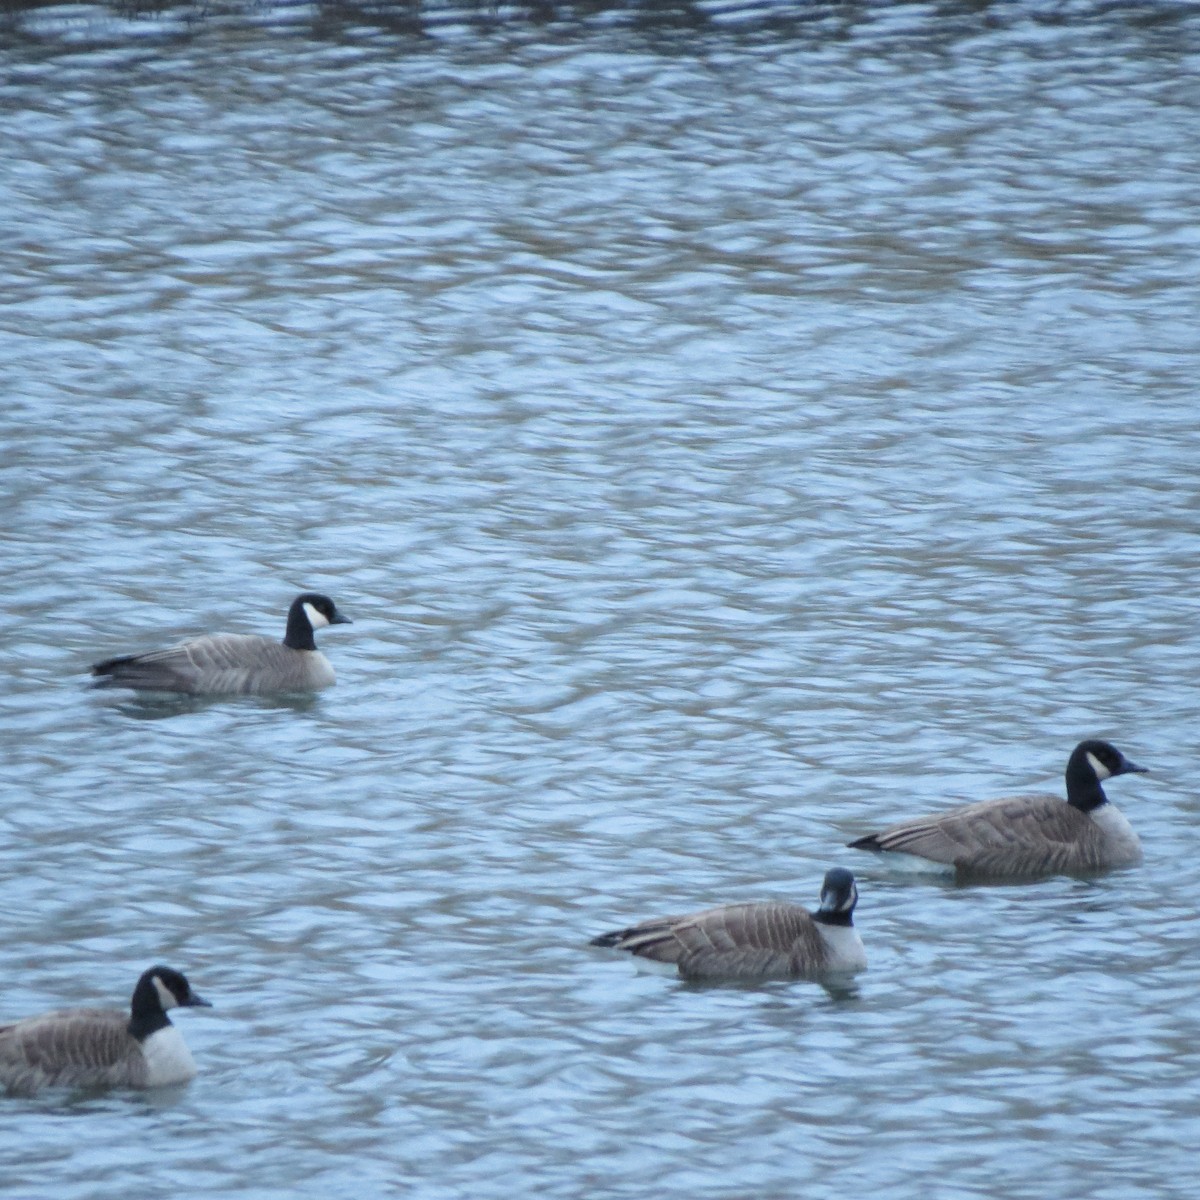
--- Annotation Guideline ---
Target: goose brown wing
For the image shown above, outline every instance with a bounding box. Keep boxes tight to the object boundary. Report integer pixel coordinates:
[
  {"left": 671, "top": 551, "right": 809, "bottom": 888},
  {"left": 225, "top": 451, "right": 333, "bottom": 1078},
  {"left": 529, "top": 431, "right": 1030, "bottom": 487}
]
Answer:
[
  {"left": 954, "top": 797, "right": 1104, "bottom": 875},
  {"left": 596, "top": 902, "right": 827, "bottom": 981},
  {"left": 852, "top": 793, "right": 1096, "bottom": 873},
  {"left": 174, "top": 634, "right": 301, "bottom": 693},
  {"left": 589, "top": 914, "right": 690, "bottom": 961},
  {"left": 0, "top": 1009, "right": 138, "bottom": 1093},
  {"left": 93, "top": 634, "right": 272, "bottom": 694}
]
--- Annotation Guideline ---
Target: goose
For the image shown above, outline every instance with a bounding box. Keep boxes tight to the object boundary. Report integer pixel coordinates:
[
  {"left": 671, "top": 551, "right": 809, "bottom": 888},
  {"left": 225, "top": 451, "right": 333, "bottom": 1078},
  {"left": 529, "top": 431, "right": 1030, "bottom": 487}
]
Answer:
[
  {"left": 847, "top": 738, "right": 1148, "bottom": 878},
  {"left": 91, "top": 592, "right": 351, "bottom": 694},
  {"left": 0, "top": 965, "right": 212, "bottom": 1096},
  {"left": 590, "top": 867, "right": 866, "bottom": 983}
]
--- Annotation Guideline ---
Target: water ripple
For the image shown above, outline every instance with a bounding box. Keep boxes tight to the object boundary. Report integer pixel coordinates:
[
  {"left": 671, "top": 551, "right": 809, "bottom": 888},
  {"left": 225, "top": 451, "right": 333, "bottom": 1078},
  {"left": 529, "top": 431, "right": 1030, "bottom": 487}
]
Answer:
[{"left": 2, "top": 2, "right": 1200, "bottom": 1198}]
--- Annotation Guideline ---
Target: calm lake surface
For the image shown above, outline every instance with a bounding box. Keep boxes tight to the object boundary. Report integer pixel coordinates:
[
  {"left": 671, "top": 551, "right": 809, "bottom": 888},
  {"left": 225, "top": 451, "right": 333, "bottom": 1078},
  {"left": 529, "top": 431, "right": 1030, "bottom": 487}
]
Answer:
[{"left": 2, "top": 1, "right": 1199, "bottom": 1196}]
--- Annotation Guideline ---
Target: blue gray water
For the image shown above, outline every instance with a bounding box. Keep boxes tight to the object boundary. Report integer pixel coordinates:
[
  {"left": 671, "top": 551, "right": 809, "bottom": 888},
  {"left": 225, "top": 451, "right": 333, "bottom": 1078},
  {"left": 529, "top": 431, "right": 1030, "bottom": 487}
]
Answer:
[{"left": 2, "top": 2, "right": 1199, "bottom": 1196}]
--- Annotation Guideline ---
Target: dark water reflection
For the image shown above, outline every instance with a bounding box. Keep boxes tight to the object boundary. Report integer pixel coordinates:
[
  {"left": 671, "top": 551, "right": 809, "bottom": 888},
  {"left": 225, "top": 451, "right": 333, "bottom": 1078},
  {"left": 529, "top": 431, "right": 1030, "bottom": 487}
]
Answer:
[
  {"left": 99, "top": 689, "right": 323, "bottom": 720},
  {"left": 3, "top": 1, "right": 1200, "bottom": 1198}
]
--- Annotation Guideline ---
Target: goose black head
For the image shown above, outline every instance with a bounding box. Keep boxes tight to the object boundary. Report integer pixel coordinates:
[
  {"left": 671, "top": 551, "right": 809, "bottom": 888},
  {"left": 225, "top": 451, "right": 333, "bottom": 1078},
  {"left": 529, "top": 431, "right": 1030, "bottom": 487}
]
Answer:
[
  {"left": 816, "top": 867, "right": 858, "bottom": 925},
  {"left": 137, "top": 965, "right": 211, "bottom": 1013},
  {"left": 285, "top": 593, "right": 352, "bottom": 648},
  {"left": 1076, "top": 739, "right": 1147, "bottom": 781},
  {"left": 1065, "top": 739, "right": 1147, "bottom": 811}
]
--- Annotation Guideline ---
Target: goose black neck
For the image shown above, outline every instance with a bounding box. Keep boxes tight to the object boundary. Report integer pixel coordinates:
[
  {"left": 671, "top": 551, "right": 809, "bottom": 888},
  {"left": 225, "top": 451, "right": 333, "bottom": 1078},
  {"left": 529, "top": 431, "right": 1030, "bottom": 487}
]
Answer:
[
  {"left": 813, "top": 910, "right": 854, "bottom": 928},
  {"left": 283, "top": 601, "right": 317, "bottom": 651},
  {"left": 1065, "top": 752, "right": 1108, "bottom": 813},
  {"left": 128, "top": 983, "right": 173, "bottom": 1042}
]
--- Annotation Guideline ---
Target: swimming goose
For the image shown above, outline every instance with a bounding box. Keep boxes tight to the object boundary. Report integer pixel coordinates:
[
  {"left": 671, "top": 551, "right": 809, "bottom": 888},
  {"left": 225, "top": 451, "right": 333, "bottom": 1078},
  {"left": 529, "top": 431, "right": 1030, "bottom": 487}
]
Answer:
[
  {"left": 91, "top": 592, "right": 351, "bottom": 694},
  {"left": 847, "top": 739, "right": 1148, "bottom": 878},
  {"left": 590, "top": 867, "right": 866, "bottom": 983},
  {"left": 0, "top": 965, "right": 212, "bottom": 1096}
]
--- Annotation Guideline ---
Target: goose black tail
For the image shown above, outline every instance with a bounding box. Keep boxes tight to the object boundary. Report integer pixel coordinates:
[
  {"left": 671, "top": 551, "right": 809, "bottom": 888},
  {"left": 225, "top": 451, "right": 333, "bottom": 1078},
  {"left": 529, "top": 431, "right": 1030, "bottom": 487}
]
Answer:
[
  {"left": 847, "top": 834, "right": 884, "bottom": 851},
  {"left": 90, "top": 655, "right": 138, "bottom": 682},
  {"left": 589, "top": 929, "right": 627, "bottom": 948}
]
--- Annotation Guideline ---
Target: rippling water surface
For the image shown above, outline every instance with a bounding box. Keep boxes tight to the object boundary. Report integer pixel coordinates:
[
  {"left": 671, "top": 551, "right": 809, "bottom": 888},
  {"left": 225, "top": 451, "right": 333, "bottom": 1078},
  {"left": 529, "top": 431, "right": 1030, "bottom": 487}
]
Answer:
[{"left": 2, "top": 1, "right": 1199, "bottom": 1196}]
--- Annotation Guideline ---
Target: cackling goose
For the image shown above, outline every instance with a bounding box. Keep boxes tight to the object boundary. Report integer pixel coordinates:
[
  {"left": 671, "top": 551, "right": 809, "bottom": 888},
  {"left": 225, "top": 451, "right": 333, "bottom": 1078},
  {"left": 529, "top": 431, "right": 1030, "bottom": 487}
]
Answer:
[
  {"left": 91, "top": 591, "right": 351, "bottom": 695},
  {"left": 0, "top": 965, "right": 212, "bottom": 1096},
  {"left": 590, "top": 867, "right": 866, "bottom": 982},
  {"left": 847, "top": 738, "right": 1148, "bottom": 878}
]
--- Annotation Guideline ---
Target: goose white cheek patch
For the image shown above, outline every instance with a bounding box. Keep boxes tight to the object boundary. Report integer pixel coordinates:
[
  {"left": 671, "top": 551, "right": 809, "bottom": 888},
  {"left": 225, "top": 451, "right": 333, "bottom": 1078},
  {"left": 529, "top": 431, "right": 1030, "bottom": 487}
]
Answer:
[
  {"left": 1086, "top": 752, "right": 1112, "bottom": 780},
  {"left": 303, "top": 602, "right": 330, "bottom": 630},
  {"left": 151, "top": 975, "right": 178, "bottom": 1011}
]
